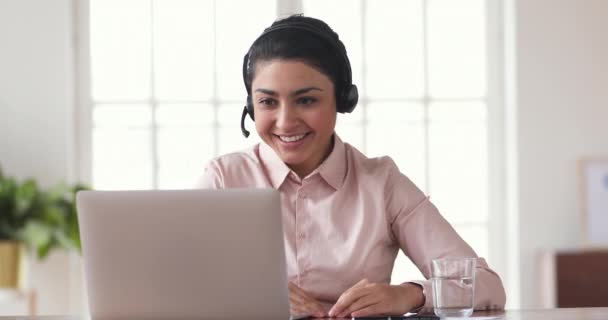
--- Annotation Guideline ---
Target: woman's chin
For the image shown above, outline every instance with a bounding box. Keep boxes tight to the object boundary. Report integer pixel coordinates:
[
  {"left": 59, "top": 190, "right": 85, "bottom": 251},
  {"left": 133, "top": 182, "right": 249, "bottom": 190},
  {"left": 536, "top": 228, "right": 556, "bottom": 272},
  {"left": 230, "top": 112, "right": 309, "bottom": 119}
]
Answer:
[{"left": 279, "top": 155, "right": 307, "bottom": 168}]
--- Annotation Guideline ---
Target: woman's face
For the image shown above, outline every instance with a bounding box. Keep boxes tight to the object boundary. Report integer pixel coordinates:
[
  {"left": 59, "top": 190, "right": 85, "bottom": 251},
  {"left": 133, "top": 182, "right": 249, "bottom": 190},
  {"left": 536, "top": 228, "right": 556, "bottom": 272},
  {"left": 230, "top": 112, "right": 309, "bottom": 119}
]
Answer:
[{"left": 251, "top": 59, "right": 337, "bottom": 178}]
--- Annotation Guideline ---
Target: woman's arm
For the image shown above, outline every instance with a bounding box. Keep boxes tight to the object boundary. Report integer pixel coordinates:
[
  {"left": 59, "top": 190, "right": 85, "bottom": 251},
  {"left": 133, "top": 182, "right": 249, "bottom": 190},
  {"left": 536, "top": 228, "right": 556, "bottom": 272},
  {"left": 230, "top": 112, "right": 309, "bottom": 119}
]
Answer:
[{"left": 385, "top": 161, "right": 506, "bottom": 313}]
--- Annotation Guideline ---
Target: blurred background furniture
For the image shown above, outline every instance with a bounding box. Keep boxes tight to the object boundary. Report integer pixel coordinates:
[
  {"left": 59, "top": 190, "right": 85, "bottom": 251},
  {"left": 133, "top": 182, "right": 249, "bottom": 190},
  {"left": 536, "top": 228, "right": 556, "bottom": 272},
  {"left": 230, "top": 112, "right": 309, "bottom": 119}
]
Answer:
[
  {"left": 0, "top": 289, "right": 36, "bottom": 316},
  {"left": 539, "top": 249, "right": 608, "bottom": 307}
]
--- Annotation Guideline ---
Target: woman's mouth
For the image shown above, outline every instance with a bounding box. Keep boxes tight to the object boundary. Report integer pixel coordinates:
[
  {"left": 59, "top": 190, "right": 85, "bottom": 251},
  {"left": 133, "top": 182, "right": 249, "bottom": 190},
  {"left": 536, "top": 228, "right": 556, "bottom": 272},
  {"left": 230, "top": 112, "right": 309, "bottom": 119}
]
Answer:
[
  {"left": 278, "top": 133, "right": 308, "bottom": 142},
  {"left": 274, "top": 132, "right": 311, "bottom": 148}
]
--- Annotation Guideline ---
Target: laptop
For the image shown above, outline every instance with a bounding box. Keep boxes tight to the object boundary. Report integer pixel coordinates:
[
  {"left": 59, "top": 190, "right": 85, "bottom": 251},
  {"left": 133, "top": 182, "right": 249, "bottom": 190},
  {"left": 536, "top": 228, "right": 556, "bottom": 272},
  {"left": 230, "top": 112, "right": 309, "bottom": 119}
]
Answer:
[{"left": 76, "top": 188, "right": 290, "bottom": 320}]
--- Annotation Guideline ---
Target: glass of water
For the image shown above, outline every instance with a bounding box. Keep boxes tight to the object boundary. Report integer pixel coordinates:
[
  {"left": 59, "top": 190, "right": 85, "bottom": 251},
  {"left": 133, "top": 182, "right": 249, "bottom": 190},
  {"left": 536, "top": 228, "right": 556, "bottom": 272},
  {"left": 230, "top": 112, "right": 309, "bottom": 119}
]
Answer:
[{"left": 431, "top": 257, "right": 476, "bottom": 318}]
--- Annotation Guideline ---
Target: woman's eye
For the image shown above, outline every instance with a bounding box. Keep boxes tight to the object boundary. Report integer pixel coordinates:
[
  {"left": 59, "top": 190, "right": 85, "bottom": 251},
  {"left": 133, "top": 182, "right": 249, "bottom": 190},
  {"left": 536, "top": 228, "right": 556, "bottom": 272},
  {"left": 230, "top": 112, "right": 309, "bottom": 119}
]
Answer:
[
  {"left": 297, "top": 97, "right": 317, "bottom": 105},
  {"left": 258, "top": 99, "right": 276, "bottom": 106}
]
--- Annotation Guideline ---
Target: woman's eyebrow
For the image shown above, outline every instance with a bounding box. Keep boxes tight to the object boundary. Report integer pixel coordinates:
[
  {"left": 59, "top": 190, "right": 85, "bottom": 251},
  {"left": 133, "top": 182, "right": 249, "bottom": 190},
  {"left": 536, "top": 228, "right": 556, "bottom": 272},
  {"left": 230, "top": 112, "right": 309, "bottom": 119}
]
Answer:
[
  {"left": 291, "top": 87, "right": 323, "bottom": 96},
  {"left": 254, "top": 87, "right": 323, "bottom": 97},
  {"left": 254, "top": 88, "right": 277, "bottom": 96}
]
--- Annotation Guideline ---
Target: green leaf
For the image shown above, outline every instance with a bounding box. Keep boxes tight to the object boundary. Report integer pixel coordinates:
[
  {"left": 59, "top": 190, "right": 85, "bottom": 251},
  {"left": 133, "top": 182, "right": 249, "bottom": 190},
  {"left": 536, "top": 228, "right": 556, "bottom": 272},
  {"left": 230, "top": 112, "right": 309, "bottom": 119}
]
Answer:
[
  {"left": 0, "top": 223, "right": 17, "bottom": 240},
  {"left": 20, "top": 220, "right": 52, "bottom": 249},
  {"left": 37, "top": 240, "right": 53, "bottom": 260},
  {"left": 56, "top": 230, "right": 77, "bottom": 252},
  {"left": 46, "top": 183, "right": 64, "bottom": 198},
  {"left": 42, "top": 205, "right": 65, "bottom": 226},
  {"left": 15, "top": 180, "right": 38, "bottom": 217},
  {"left": 0, "top": 178, "right": 17, "bottom": 215},
  {"left": 66, "top": 216, "right": 82, "bottom": 252}
]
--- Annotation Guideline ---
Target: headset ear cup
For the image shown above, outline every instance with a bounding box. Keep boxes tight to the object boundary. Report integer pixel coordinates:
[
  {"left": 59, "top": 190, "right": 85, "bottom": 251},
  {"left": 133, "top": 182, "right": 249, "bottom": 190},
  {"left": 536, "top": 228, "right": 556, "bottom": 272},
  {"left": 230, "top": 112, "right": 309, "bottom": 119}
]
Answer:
[
  {"left": 246, "top": 96, "right": 255, "bottom": 120},
  {"left": 340, "top": 84, "right": 358, "bottom": 113}
]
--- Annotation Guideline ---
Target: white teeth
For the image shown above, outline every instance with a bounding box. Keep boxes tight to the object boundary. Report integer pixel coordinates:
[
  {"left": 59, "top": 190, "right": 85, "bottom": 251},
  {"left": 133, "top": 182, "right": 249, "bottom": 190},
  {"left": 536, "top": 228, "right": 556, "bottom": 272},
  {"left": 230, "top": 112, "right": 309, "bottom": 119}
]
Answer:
[{"left": 279, "top": 134, "right": 307, "bottom": 142}]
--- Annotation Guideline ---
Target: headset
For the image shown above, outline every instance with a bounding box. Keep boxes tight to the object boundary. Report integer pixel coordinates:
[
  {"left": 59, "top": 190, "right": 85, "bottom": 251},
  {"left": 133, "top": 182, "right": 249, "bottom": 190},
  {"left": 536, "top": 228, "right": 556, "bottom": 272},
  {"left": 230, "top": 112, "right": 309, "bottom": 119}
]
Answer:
[{"left": 240, "top": 21, "right": 359, "bottom": 138}]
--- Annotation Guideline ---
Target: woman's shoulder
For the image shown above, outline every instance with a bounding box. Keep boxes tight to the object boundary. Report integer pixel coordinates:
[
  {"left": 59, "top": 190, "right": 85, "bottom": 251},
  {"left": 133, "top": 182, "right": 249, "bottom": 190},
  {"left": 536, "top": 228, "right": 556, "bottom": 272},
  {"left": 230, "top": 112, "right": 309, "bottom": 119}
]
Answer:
[
  {"left": 200, "top": 144, "right": 267, "bottom": 189},
  {"left": 343, "top": 142, "right": 400, "bottom": 176},
  {"left": 207, "top": 144, "right": 263, "bottom": 170},
  {"left": 342, "top": 142, "right": 425, "bottom": 214}
]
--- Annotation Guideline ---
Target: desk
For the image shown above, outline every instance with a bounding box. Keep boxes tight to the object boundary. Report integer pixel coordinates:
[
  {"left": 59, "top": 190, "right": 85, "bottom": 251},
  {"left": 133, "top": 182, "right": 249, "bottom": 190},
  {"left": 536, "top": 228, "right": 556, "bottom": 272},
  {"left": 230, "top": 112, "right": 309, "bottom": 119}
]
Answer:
[{"left": 2, "top": 308, "right": 608, "bottom": 320}]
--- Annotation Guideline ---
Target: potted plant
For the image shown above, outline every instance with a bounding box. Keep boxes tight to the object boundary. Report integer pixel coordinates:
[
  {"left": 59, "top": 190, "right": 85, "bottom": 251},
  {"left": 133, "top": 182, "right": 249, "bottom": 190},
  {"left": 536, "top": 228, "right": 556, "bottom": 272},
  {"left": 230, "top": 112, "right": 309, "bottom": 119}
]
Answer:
[{"left": 0, "top": 166, "right": 88, "bottom": 288}]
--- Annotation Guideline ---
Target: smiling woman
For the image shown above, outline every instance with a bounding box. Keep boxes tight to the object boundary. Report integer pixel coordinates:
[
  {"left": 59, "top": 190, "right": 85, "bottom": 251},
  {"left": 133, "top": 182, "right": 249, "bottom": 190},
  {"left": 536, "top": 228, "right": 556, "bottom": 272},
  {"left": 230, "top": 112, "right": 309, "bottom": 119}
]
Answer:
[
  {"left": 251, "top": 60, "right": 337, "bottom": 178},
  {"left": 198, "top": 14, "right": 506, "bottom": 318}
]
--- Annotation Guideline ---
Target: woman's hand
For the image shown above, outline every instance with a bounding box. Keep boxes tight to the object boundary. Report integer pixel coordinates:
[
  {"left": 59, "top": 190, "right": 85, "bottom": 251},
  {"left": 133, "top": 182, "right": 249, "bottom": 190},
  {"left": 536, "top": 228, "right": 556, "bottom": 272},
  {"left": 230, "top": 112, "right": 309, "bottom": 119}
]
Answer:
[
  {"left": 289, "top": 282, "right": 328, "bottom": 318},
  {"left": 328, "top": 279, "right": 424, "bottom": 318}
]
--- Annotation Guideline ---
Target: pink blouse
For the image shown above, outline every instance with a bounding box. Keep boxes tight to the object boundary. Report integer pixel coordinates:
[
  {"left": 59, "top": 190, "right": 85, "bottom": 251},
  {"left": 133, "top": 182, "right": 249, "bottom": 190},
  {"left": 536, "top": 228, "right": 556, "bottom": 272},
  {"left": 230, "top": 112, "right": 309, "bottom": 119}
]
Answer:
[{"left": 198, "top": 135, "right": 506, "bottom": 312}]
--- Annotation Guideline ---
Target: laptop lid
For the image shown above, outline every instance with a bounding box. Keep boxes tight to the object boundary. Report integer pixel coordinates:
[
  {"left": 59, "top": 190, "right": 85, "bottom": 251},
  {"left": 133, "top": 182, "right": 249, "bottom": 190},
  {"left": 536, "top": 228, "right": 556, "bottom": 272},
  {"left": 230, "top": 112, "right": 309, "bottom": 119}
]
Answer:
[{"left": 77, "top": 189, "right": 289, "bottom": 320}]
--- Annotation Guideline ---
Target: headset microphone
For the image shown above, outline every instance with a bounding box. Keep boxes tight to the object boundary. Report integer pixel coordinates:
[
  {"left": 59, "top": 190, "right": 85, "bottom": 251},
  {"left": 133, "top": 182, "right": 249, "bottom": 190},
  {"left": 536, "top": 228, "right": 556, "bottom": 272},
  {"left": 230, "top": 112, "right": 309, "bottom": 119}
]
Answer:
[{"left": 240, "top": 106, "right": 250, "bottom": 138}]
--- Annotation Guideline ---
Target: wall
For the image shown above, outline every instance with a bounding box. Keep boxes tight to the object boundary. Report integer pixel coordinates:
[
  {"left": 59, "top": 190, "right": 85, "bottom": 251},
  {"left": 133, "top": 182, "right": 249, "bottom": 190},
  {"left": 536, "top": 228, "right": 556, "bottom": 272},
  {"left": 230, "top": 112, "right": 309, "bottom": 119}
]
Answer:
[
  {"left": 0, "top": 0, "right": 81, "bottom": 315},
  {"left": 0, "top": 0, "right": 77, "bottom": 185},
  {"left": 510, "top": 0, "right": 608, "bottom": 308}
]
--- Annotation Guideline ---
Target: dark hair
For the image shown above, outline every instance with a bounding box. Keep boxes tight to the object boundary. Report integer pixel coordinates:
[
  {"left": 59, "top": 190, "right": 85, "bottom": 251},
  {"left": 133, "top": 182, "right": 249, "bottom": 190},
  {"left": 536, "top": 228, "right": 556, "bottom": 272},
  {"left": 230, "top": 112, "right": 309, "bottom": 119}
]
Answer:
[{"left": 243, "top": 14, "right": 351, "bottom": 106}]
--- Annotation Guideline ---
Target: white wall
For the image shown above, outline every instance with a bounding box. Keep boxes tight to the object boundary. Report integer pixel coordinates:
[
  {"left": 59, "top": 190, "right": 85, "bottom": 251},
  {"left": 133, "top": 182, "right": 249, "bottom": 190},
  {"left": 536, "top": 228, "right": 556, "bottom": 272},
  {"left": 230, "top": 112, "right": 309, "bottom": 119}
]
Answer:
[
  {"left": 510, "top": 0, "right": 608, "bottom": 308},
  {"left": 0, "top": 0, "right": 76, "bottom": 185},
  {"left": 0, "top": 0, "right": 80, "bottom": 315}
]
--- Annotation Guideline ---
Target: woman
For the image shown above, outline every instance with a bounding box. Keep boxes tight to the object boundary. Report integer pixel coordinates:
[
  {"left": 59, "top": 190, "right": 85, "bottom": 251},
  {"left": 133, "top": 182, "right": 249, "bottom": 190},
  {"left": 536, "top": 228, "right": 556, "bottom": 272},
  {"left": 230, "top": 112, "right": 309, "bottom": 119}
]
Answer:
[{"left": 199, "top": 14, "right": 506, "bottom": 318}]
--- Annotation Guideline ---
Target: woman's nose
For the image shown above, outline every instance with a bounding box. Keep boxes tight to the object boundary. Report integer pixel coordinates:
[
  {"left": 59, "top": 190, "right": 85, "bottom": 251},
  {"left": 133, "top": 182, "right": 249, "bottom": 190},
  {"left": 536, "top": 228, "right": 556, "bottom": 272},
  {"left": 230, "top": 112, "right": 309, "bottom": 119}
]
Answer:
[{"left": 275, "top": 104, "right": 298, "bottom": 130}]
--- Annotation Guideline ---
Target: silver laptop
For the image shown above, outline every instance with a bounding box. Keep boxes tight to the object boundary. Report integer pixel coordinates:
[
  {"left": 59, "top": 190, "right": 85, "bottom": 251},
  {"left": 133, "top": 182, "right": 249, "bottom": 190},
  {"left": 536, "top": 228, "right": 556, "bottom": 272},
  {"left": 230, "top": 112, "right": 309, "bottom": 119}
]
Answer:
[{"left": 77, "top": 189, "right": 290, "bottom": 320}]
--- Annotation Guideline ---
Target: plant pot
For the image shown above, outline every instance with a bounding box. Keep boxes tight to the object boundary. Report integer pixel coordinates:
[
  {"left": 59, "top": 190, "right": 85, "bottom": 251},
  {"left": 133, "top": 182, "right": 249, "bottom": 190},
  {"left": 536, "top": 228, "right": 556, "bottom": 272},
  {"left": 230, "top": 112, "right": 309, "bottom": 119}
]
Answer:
[{"left": 0, "top": 240, "right": 21, "bottom": 288}]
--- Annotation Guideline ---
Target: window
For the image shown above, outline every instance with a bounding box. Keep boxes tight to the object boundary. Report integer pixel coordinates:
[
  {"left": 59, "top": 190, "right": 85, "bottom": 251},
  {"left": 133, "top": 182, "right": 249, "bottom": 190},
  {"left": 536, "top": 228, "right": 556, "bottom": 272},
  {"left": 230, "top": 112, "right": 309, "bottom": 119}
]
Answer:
[
  {"left": 89, "top": 0, "right": 272, "bottom": 190},
  {"left": 84, "top": 0, "right": 496, "bottom": 285}
]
